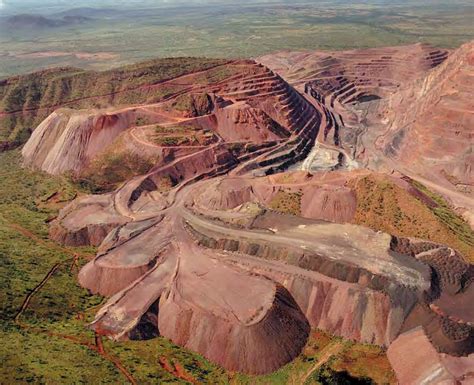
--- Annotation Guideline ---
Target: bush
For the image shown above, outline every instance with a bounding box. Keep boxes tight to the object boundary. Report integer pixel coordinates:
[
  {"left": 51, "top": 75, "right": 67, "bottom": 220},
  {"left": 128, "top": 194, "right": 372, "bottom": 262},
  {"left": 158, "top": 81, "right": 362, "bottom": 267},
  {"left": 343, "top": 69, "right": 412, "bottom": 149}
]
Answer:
[{"left": 78, "top": 152, "right": 155, "bottom": 193}]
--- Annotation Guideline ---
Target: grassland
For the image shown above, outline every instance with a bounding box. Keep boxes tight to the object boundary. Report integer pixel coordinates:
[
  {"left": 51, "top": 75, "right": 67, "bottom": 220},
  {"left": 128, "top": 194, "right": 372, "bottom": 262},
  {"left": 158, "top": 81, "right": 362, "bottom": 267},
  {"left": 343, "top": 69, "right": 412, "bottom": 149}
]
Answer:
[
  {"left": 2, "top": 1, "right": 472, "bottom": 146},
  {"left": 351, "top": 175, "right": 474, "bottom": 261},
  {"left": 263, "top": 174, "right": 474, "bottom": 261},
  {"left": 1, "top": 1, "right": 473, "bottom": 79},
  {"left": 0, "top": 149, "right": 396, "bottom": 384},
  {"left": 269, "top": 190, "right": 303, "bottom": 216},
  {"left": 77, "top": 151, "right": 156, "bottom": 193},
  {"left": 0, "top": 57, "right": 227, "bottom": 145},
  {"left": 0, "top": 58, "right": 226, "bottom": 113}
]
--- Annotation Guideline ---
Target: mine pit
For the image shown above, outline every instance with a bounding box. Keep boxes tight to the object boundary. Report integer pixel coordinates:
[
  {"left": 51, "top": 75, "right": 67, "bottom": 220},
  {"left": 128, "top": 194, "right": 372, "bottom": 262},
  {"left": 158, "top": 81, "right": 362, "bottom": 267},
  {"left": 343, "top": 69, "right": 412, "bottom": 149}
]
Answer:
[{"left": 14, "top": 41, "right": 474, "bottom": 382}]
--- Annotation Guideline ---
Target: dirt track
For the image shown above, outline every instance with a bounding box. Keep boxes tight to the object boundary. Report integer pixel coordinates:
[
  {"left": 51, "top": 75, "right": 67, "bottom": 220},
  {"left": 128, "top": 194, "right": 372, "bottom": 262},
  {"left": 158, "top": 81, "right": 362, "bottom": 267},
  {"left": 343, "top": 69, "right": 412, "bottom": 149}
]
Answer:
[
  {"left": 3, "top": 215, "right": 138, "bottom": 385},
  {"left": 0, "top": 61, "right": 234, "bottom": 118}
]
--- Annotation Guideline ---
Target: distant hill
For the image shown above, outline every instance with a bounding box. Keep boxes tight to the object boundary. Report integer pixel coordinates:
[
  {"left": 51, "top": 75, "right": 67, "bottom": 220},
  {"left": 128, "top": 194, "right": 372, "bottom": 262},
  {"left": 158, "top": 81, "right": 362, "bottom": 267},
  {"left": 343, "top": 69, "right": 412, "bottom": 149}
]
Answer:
[
  {"left": 6, "top": 14, "right": 59, "bottom": 28},
  {"left": 54, "top": 7, "right": 115, "bottom": 18},
  {"left": 4, "top": 13, "right": 92, "bottom": 29}
]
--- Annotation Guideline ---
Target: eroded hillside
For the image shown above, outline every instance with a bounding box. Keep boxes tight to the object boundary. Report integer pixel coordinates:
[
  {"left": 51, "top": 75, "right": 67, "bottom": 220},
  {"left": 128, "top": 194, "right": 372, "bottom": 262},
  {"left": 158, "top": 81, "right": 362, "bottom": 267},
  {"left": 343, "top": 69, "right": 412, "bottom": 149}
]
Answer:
[
  {"left": 4, "top": 42, "right": 474, "bottom": 384},
  {"left": 0, "top": 57, "right": 229, "bottom": 147},
  {"left": 260, "top": 41, "right": 474, "bottom": 227}
]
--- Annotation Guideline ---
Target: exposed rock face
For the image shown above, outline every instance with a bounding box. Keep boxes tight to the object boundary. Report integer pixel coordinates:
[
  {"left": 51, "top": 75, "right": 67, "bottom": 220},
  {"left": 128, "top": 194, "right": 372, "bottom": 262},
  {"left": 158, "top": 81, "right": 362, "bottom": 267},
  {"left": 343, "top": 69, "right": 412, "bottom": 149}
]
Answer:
[
  {"left": 44, "top": 168, "right": 472, "bottom": 377},
  {"left": 193, "top": 170, "right": 457, "bottom": 228},
  {"left": 187, "top": 210, "right": 456, "bottom": 349},
  {"left": 45, "top": 166, "right": 473, "bottom": 374},
  {"left": 379, "top": 41, "right": 474, "bottom": 196},
  {"left": 20, "top": 42, "right": 474, "bottom": 378},
  {"left": 387, "top": 328, "right": 474, "bottom": 385},
  {"left": 75, "top": 210, "right": 311, "bottom": 375},
  {"left": 202, "top": 244, "right": 413, "bottom": 347},
  {"left": 300, "top": 185, "right": 356, "bottom": 223},
  {"left": 49, "top": 193, "right": 129, "bottom": 246},
  {"left": 21, "top": 60, "right": 319, "bottom": 178},
  {"left": 22, "top": 109, "right": 135, "bottom": 174},
  {"left": 0, "top": 57, "right": 228, "bottom": 146},
  {"left": 171, "top": 92, "right": 215, "bottom": 118},
  {"left": 260, "top": 42, "right": 474, "bottom": 225},
  {"left": 157, "top": 276, "right": 309, "bottom": 374},
  {"left": 213, "top": 103, "right": 290, "bottom": 142},
  {"left": 259, "top": 43, "right": 448, "bottom": 150}
]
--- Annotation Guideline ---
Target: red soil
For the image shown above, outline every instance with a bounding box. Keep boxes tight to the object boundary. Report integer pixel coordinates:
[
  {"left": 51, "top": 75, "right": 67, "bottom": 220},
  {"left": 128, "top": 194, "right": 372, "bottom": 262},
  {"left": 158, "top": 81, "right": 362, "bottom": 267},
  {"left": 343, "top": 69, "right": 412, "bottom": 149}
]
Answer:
[{"left": 19, "top": 41, "right": 474, "bottom": 379}]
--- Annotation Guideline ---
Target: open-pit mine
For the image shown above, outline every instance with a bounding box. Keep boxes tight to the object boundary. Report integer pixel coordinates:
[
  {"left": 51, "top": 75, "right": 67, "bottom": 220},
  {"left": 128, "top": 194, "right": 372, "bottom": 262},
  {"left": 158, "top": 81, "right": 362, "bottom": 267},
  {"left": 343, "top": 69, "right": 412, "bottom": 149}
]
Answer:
[{"left": 6, "top": 40, "right": 473, "bottom": 383}]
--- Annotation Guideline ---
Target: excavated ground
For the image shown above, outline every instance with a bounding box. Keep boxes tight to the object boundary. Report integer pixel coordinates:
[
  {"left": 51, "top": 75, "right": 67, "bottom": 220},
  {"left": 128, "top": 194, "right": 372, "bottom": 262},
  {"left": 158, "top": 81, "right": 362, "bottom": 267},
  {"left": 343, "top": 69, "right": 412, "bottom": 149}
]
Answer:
[
  {"left": 259, "top": 42, "right": 474, "bottom": 228},
  {"left": 18, "top": 42, "right": 474, "bottom": 382}
]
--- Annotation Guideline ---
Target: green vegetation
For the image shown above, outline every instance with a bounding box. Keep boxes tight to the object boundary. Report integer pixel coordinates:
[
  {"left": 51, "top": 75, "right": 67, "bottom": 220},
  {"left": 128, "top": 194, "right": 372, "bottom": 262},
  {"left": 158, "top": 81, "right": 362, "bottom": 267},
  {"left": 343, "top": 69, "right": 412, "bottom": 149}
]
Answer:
[
  {"left": 0, "top": 153, "right": 78, "bottom": 319},
  {"left": 135, "top": 117, "right": 150, "bottom": 127},
  {"left": 195, "top": 66, "right": 240, "bottom": 85},
  {"left": 412, "top": 180, "right": 474, "bottom": 252},
  {"left": 154, "top": 125, "right": 201, "bottom": 136},
  {"left": 153, "top": 136, "right": 182, "bottom": 146},
  {"left": 0, "top": 150, "right": 396, "bottom": 384},
  {"left": 329, "top": 342, "right": 396, "bottom": 385},
  {"left": 171, "top": 93, "right": 212, "bottom": 117},
  {"left": 0, "top": 0, "right": 472, "bottom": 81},
  {"left": 0, "top": 57, "right": 227, "bottom": 144},
  {"left": 78, "top": 151, "right": 156, "bottom": 193},
  {"left": 309, "top": 364, "right": 374, "bottom": 385},
  {"left": 152, "top": 126, "right": 202, "bottom": 146},
  {"left": 0, "top": 57, "right": 226, "bottom": 112},
  {"left": 352, "top": 176, "right": 474, "bottom": 261},
  {"left": 269, "top": 190, "right": 303, "bottom": 216},
  {"left": 0, "top": 150, "right": 114, "bottom": 383}
]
